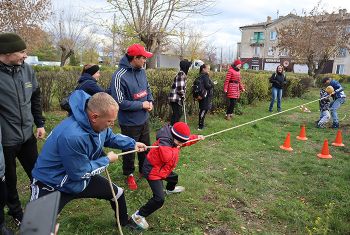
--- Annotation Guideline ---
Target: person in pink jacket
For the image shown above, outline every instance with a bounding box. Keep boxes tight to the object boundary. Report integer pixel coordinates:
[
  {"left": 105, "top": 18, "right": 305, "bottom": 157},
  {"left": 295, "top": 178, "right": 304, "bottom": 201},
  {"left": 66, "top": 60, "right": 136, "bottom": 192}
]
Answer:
[{"left": 223, "top": 59, "right": 245, "bottom": 120}]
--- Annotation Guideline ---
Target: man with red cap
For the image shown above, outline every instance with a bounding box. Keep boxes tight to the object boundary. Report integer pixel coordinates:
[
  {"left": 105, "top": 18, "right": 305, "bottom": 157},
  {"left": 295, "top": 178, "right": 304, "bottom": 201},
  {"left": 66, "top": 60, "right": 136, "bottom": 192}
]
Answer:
[
  {"left": 128, "top": 122, "right": 204, "bottom": 230},
  {"left": 109, "top": 44, "right": 154, "bottom": 190},
  {"left": 224, "top": 59, "right": 245, "bottom": 120}
]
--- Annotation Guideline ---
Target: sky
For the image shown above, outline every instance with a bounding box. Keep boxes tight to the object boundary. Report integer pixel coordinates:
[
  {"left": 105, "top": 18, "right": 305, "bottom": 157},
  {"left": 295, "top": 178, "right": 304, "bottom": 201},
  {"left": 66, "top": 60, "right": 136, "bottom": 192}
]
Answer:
[{"left": 53, "top": 0, "right": 350, "bottom": 61}]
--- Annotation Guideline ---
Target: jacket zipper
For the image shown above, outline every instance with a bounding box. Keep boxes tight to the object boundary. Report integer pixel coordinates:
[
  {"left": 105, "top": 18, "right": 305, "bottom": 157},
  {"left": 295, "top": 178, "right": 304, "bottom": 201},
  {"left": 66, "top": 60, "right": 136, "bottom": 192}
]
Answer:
[{"left": 12, "top": 71, "right": 25, "bottom": 142}]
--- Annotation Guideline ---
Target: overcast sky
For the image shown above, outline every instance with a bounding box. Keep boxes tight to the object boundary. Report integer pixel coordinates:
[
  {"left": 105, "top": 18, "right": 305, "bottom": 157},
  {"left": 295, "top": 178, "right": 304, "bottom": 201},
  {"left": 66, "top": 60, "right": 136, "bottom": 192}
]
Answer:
[{"left": 53, "top": 0, "right": 350, "bottom": 60}]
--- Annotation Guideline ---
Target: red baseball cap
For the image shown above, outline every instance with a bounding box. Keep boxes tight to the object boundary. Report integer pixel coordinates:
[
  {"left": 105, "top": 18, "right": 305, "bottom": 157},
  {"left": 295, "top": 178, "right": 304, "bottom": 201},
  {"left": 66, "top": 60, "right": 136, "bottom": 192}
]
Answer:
[{"left": 127, "top": 44, "right": 153, "bottom": 58}]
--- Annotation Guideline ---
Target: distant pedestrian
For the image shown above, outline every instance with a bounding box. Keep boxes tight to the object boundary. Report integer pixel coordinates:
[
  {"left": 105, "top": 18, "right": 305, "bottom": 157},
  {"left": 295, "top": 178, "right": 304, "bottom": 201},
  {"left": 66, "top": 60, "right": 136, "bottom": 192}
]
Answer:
[
  {"left": 198, "top": 64, "right": 214, "bottom": 130},
  {"left": 268, "top": 65, "right": 286, "bottom": 112},
  {"left": 224, "top": 59, "right": 245, "bottom": 120},
  {"left": 168, "top": 59, "right": 192, "bottom": 125},
  {"left": 322, "top": 77, "right": 346, "bottom": 128}
]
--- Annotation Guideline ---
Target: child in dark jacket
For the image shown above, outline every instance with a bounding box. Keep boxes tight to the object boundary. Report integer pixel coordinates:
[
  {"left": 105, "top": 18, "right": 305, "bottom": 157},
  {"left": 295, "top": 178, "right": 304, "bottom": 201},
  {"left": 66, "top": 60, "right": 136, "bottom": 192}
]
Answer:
[
  {"left": 129, "top": 122, "right": 204, "bottom": 230},
  {"left": 317, "top": 86, "right": 332, "bottom": 128}
]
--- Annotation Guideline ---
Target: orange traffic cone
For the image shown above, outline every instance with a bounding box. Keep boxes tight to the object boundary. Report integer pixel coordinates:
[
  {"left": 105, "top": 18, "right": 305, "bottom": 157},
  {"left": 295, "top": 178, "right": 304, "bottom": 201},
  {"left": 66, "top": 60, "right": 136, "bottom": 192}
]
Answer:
[
  {"left": 280, "top": 132, "right": 293, "bottom": 151},
  {"left": 317, "top": 139, "right": 332, "bottom": 159},
  {"left": 296, "top": 125, "right": 308, "bottom": 141},
  {"left": 332, "top": 130, "right": 345, "bottom": 147}
]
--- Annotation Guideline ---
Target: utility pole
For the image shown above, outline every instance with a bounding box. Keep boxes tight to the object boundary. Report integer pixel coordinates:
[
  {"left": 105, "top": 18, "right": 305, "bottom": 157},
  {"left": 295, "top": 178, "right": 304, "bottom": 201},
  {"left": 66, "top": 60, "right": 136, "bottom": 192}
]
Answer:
[
  {"left": 111, "top": 13, "right": 117, "bottom": 67},
  {"left": 220, "top": 47, "right": 223, "bottom": 72}
]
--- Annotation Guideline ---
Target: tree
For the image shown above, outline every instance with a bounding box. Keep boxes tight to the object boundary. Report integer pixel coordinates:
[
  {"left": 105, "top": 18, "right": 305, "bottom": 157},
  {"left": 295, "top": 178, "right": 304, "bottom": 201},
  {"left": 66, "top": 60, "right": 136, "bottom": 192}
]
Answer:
[
  {"left": 107, "top": 0, "right": 216, "bottom": 68},
  {"left": 277, "top": 5, "right": 350, "bottom": 77},
  {"left": 47, "top": 7, "right": 93, "bottom": 66},
  {"left": 0, "top": 0, "right": 51, "bottom": 52},
  {"left": 31, "top": 33, "right": 60, "bottom": 61}
]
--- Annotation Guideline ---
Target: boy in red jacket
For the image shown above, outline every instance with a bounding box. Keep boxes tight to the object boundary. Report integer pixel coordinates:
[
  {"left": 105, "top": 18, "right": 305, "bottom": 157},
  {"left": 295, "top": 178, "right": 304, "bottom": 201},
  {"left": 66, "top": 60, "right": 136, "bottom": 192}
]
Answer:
[{"left": 129, "top": 122, "right": 204, "bottom": 230}]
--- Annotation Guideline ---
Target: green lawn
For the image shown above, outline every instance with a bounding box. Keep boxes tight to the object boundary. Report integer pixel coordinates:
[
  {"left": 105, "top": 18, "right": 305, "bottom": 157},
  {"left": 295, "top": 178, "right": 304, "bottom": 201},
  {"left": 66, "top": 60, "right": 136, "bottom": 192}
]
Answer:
[{"left": 10, "top": 85, "right": 350, "bottom": 234}]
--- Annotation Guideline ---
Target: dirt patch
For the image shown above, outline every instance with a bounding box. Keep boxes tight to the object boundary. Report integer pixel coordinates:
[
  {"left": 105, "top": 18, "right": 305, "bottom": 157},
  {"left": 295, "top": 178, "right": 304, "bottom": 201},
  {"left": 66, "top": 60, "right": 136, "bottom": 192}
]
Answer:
[
  {"left": 202, "top": 192, "right": 219, "bottom": 202},
  {"left": 204, "top": 225, "right": 237, "bottom": 235},
  {"left": 227, "top": 198, "right": 265, "bottom": 232}
]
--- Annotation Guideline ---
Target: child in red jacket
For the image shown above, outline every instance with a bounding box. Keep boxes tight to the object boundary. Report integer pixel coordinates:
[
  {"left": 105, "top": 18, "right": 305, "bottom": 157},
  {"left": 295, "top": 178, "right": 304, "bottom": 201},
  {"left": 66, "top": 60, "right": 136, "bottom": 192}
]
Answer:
[{"left": 129, "top": 122, "right": 204, "bottom": 230}]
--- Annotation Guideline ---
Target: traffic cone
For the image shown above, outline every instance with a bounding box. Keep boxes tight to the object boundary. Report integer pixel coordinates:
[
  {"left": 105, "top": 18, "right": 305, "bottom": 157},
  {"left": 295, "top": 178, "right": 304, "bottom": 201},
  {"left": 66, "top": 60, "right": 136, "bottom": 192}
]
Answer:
[
  {"left": 317, "top": 139, "right": 332, "bottom": 159},
  {"left": 332, "top": 130, "right": 345, "bottom": 147},
  {"left": 280, "top": 132, "right": 293, "bottom": 151},
  {"left": 296, "top": 125, "right": 308, "bottom": 141}
]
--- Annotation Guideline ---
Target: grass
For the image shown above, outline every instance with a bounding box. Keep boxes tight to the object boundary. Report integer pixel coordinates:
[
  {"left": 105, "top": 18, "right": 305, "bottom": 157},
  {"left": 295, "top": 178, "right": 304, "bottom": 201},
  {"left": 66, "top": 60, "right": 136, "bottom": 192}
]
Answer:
[{"left": 8, "top": 85, "right": 350, "bottom": 234}]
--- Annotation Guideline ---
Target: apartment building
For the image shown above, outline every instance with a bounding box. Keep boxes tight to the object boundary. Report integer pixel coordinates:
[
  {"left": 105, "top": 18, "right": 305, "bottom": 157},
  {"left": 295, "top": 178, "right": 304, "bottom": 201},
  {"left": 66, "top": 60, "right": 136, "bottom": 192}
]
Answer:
[{"left": 237, "top": 10, "right": 350, "bottom": 75}]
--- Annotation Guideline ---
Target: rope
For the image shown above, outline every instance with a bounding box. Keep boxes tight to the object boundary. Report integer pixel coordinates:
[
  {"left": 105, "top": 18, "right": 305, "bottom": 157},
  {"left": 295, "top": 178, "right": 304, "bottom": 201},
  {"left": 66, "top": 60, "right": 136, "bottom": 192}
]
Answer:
[
  {"left": 106, "top": 145, "right": 159, "bottom": 234},
  {"left": 105, "top": 95, "right": 330, "bottom": 234},
  {"left": 105, "top": 168, "right": 124, "bottom": 235},
  {"left": 185, "top": 96, "right": 329, "bottom": 144},
  {"left": 116, "top": 145, "right": 159, "bottom": 157}
]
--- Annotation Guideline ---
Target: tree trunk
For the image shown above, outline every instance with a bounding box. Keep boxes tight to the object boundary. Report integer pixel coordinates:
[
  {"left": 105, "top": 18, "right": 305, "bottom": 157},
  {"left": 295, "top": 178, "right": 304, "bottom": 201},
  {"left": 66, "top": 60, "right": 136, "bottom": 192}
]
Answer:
[{"left": 59, "top": 45, "right": 74, "bottom": 67}]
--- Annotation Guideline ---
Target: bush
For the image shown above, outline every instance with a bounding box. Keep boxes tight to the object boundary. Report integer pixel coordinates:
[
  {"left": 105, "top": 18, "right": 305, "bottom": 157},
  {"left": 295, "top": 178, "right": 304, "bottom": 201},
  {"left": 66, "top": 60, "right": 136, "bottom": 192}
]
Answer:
[
  {"left": 34, "top": 66, "right": 313, "bottom": 118},
  {"left": 315, "top": 73, "right": 350, "bottom": 86}
]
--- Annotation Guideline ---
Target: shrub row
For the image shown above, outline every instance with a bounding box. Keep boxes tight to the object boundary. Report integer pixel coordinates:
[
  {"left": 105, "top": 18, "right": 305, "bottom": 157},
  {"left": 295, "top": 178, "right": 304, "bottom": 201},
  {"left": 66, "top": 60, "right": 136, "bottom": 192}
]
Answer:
[{"left": 34, "top": 66, "right": 313, "bottom": 119}]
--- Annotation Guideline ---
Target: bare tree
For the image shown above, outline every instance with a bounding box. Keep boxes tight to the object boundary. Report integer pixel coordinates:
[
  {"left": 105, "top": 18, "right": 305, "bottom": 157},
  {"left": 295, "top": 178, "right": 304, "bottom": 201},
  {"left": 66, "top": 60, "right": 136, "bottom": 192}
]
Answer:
[
  {"left": 277, "top": 5, "right": 350, "bottom": 77},
  {"left": 204, "top": 42, "right": 217, "bottom": 65},
  {"left": 107, "top": 0, "right": 216, "bottom": 68},
  {"left": 0, "top": 0, "right": 51, "bottom": 52},
  {"left": 47, "top": 7, "right": 93, "bottom": 66}
]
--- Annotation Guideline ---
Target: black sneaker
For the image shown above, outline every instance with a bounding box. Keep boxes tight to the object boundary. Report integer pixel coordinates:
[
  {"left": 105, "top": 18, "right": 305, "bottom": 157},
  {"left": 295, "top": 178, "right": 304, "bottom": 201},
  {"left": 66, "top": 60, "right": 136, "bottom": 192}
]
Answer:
[
  {"left": 332, "top": 122, "right": 339, "bottom": 128},
  {"left": 8, "top": 211, "right": 23, "bottom": 227}
]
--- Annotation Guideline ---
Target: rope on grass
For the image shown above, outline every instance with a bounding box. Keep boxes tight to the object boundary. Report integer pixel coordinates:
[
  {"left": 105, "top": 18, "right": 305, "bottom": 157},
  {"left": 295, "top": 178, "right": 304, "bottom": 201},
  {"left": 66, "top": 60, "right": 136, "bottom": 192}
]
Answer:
[
  {"left": 105, "top": 168, "right": 124, "bottom": 235},
  {"left": 106, "top": 95, "right": 329, "bottom": 234},
  {"left": 186, "top": 96, "right": 330, "bottom": 144}
]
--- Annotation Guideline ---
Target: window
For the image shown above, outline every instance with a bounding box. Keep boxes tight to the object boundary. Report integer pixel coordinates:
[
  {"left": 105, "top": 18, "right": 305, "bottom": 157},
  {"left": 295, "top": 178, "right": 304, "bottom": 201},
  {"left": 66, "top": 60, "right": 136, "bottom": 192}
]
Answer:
[
  {"left": 254, "top": 32, "right": 265, "bottom": 40},
  {"left": 336, "top": 64, "right": 345, "bottom": 74},
  {"left": 251, "top": 32, "right": 265, "bottom": 44},
  {"left": 346, "top": 26, "right": 350, "bottom": 33},
  {"left": 270, "top": 31, "right": 277, "bottom": 40},
  {"left": 279, "top": 48, "right": 288, "bottom": 56},
  {"left": 338, "top": 48, "right": 347, "bottom": 57},
  {"left": 254, "top": 47, "right": 261, "bottom": 56},
  {"left": 267, "top": 47, "right": 275, "bottom": 56}
]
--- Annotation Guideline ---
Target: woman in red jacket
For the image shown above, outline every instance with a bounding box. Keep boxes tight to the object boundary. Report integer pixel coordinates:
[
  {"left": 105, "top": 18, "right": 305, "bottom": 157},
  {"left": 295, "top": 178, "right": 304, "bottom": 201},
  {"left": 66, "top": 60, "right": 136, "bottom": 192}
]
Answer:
[
  {"left": 224, "top": 60, "right": 245, "bottom": 120},
  {"left": 129, "top": 122, "right": 204, "bottom": 230}
]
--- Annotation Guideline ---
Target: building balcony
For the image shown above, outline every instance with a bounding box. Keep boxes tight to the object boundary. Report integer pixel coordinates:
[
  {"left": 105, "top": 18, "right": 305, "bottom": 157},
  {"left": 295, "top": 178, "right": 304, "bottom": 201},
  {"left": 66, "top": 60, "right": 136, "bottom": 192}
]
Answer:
[{"left": 250, "top": 38, "right": 265, "bottom": 46}]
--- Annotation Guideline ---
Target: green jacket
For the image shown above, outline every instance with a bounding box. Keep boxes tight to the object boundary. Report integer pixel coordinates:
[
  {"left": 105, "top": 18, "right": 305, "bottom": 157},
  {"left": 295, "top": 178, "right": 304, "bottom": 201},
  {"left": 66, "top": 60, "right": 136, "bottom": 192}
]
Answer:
[{"left": 0, "top": 62, "right": 45, "bottom": 146}]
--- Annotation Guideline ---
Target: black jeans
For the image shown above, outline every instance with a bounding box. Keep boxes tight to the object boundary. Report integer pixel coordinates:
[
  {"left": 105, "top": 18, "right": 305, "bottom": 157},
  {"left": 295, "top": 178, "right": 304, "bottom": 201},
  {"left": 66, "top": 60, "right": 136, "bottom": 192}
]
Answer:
[
  {"left": 120, "top": 121, "right": 150, "bottom": 175},
  {"left": 170, "top": 102, "right": 183, "bottom": 125},
  {"left": 198, "top": 109, "right": 208, "bottom": 129},
  {"left": 30, "top": 175, "right": 129, "bottom": 226},
  {"left": 226, "top": 98, "right": 238, "bottom": 115},
  {"left": 2, "top": 134, "right": 38, "bottom": 217},
  {"left": 138, "top": 172, "right": 178, "bottom": 217}
]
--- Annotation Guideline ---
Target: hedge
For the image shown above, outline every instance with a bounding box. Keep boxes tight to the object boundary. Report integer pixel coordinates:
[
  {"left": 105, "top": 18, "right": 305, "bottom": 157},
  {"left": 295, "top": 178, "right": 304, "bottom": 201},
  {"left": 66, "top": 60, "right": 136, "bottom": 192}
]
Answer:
[{"left": 33, "top": 66, "right": 313, "bottom": 120}]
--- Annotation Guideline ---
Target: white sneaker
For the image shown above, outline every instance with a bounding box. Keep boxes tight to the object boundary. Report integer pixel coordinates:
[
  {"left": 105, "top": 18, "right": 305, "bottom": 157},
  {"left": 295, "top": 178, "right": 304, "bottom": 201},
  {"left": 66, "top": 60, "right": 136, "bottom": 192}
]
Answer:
[
  {"left": 165, "top": 186, "right": 185, "bottom": 195},
  {"left": 131, "top": 210, "right": 149, "bottom": 230}
]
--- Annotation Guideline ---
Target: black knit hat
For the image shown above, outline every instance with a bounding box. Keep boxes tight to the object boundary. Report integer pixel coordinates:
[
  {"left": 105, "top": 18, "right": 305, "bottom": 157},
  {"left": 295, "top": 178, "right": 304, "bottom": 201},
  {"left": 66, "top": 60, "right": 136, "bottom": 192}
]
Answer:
[
  {"left": 84, "top": 65, "right": 100, "bottom": 76},
  {"left": 0, "top": 33, "right": 27, "bottom": 54}
]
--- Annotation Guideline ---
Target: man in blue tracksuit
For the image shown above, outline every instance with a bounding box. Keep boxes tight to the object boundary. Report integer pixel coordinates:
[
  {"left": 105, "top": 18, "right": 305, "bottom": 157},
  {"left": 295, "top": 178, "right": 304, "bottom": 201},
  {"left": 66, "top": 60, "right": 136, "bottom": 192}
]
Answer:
[
  {"left": 109, "top": 44, "right": 154, "bottom": 190},
  {"left": 31, "top": 91, "right": 147, "bottom": 228},
  {"left": 322, "top": 77, "right": 346, "bottom": 128}
]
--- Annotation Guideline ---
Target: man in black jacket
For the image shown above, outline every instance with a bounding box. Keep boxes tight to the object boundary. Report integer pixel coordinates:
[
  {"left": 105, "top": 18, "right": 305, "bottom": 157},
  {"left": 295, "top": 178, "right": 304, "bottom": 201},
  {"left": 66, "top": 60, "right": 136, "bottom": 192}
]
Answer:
[{"left": 0, "top": 33, "right": 46, "bottom": 228}]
